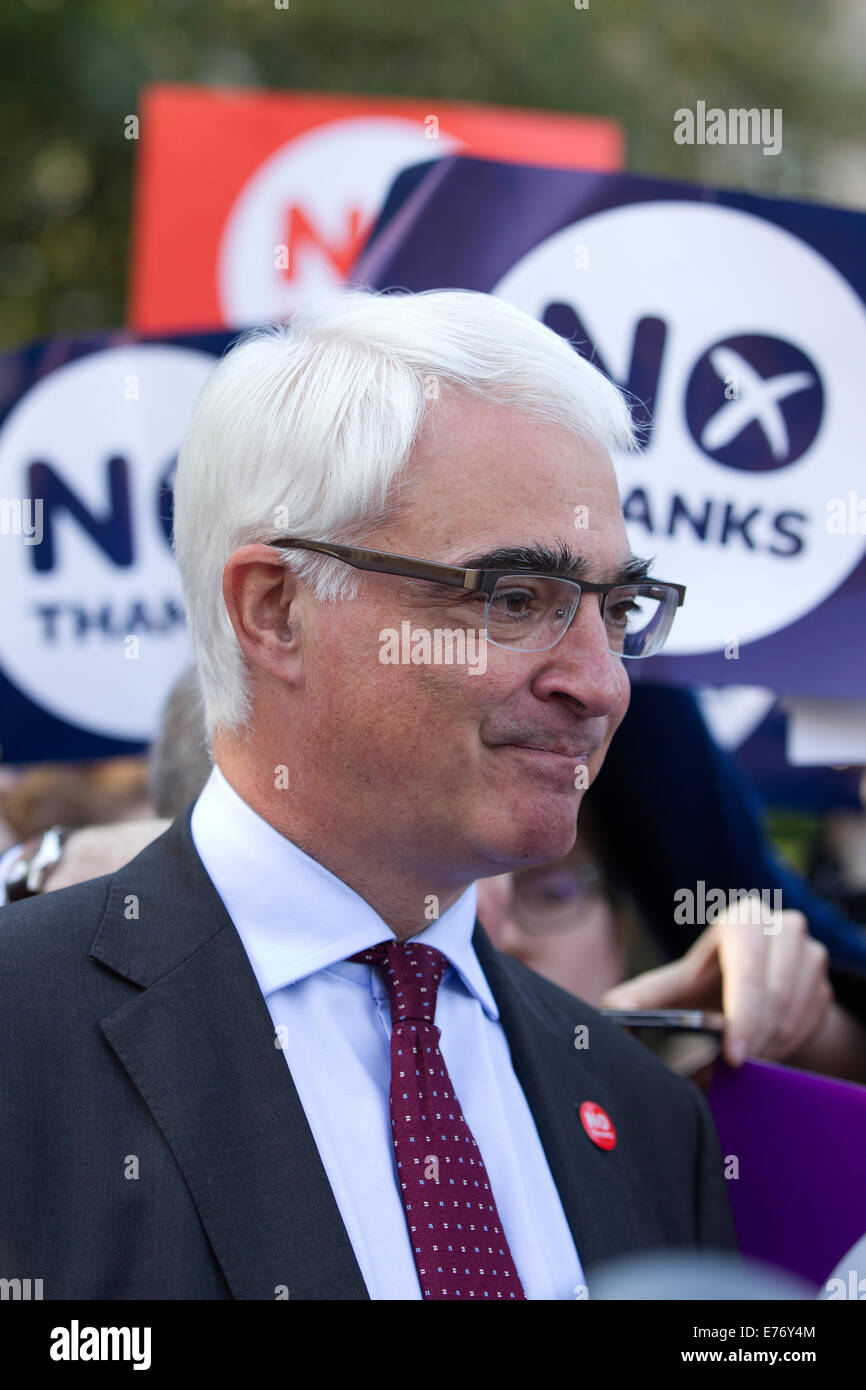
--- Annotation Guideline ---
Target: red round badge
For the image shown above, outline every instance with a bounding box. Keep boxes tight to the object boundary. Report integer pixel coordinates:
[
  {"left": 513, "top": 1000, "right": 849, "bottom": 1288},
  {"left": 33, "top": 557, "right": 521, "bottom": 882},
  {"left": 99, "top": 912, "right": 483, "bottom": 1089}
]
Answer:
[{"left": 579, "top": 1101, "right": 617, "bottom": 1151}]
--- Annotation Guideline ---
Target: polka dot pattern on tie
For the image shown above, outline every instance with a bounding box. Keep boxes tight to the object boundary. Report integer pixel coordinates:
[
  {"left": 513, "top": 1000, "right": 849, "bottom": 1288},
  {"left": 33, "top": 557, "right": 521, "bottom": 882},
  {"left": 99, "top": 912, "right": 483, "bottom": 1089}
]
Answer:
[{"left": 350, "top": 939, "right": 526, "bottom": 1301}]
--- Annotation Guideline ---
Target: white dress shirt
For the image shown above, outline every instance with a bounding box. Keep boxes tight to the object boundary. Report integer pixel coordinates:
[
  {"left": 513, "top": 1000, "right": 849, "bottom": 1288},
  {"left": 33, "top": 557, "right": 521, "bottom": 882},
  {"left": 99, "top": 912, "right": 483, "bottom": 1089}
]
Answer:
[{"left": 189, "top": 765, "right": 585, "bottom": 1299}]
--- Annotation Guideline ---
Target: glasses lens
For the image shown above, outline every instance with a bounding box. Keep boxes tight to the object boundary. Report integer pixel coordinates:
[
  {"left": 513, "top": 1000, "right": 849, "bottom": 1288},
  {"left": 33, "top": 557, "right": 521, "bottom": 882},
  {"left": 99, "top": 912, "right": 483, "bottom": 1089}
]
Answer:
[
  {"left": 486, "top": 576, "right": 679, "bottom": 656},
  {"left": 486, "top": 575, "right": 579, "bottom": 651},
  {"left": 605, "top": 583, "right": 678, "bottom": 658},
  {"left": 512, "top": 862, "right": 601, "bottom": 935}
]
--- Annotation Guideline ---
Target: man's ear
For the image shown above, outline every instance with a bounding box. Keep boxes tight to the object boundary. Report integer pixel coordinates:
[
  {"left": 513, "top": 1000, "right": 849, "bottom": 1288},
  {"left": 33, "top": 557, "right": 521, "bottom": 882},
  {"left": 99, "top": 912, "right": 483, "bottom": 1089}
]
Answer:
[{"left": 222, "top": 544, "right": 305, "bottom": 685}]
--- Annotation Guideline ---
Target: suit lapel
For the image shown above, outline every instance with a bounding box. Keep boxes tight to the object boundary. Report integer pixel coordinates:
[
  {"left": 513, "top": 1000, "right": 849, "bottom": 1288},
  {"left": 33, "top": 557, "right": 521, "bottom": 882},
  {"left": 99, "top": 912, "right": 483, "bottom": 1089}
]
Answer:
[
  {"left": 473, "top": 925, "right": 650, "bottom": 1272},
  {"left": 92, "top": 810, "right": 369, "bottom": 1301}
]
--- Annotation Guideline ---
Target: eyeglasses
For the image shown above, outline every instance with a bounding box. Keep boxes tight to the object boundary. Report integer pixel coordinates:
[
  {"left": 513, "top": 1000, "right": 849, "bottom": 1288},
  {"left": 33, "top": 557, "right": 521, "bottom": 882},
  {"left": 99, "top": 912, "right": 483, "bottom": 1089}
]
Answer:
[
  {"left": 266, "top": 536, "right": 686, "bottom": 657},
  {"left": 510, "top": 861, "right": 604, "bottom": 935}
]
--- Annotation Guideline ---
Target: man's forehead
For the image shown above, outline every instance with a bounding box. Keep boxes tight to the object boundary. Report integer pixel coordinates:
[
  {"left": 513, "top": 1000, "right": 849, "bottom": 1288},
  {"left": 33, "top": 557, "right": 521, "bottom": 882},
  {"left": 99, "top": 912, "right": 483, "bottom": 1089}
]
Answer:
[
  {"left": 395, "top": 398, "right": 632, "bottom": 572},
  {"left": 411, "top": 419, "right": 624, "bottom": 551},
  {"left": 416, "top": 392, "right": 614, "bottom": 474}
]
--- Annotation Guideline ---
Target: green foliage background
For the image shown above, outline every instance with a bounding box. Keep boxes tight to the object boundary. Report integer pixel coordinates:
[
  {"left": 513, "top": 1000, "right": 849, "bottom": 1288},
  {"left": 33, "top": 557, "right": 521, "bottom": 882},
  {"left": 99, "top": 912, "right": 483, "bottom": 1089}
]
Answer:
[{"left": 1, "top": 0, "right": 863, "bottom": 348}]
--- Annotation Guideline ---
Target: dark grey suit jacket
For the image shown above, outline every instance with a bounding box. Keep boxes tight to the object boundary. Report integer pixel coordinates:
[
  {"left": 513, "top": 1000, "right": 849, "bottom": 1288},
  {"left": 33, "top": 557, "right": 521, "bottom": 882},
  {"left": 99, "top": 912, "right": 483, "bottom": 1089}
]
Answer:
[{"left": 0, "top": 809, "right": 737, "bottom": 1299}]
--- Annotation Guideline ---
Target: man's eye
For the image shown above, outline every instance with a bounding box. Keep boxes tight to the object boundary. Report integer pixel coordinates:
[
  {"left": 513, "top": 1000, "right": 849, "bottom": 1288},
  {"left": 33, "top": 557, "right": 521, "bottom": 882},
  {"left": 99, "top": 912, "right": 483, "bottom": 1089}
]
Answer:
[
  {"left": 493, "top": 588, "right": 538, "bottom": 616},
  {"left": 606, "top": 599, "right": 639, "bottom": 627}
]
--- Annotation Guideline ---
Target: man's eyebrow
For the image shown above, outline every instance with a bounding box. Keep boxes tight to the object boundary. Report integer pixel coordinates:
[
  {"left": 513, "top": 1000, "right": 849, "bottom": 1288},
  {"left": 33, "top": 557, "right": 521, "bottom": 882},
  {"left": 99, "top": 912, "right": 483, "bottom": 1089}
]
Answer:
[
  {"left": 459, "top": 541, "right": 591, "bottom": 577},
  {"left": 458, "top": 541, "right": 655, "bottom": 586},
  {"left": 610, "top": 554, "right": 654, "bottom": 586}
]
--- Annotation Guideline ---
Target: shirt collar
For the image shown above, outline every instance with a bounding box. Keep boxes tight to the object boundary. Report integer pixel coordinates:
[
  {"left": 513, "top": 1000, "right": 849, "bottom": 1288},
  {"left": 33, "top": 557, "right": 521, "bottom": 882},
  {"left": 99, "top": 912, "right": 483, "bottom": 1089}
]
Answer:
[{"left": 190, "top": 765, "right": 499, "bottom": 1020}]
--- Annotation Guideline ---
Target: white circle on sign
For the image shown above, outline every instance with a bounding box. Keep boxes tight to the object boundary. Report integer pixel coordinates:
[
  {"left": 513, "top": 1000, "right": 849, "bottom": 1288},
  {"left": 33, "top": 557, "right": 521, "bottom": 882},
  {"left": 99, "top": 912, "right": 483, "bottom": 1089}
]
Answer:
[
  {"left": 494, "top": 202, "right": 866, "bottom": 655},
  {"left": 0, "top": 344, "right": 215, "bottom": 741},
  {"left": 218, "top": 116, "right": 458, "bottom": 325}
]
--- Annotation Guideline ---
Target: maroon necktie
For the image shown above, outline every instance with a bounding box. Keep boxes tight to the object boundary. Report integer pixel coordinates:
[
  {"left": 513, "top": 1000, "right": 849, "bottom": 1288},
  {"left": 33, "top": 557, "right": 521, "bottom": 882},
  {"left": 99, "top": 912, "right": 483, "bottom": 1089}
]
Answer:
[{"left": 350, "top": 939, "right": 526, "bottom": 1300}]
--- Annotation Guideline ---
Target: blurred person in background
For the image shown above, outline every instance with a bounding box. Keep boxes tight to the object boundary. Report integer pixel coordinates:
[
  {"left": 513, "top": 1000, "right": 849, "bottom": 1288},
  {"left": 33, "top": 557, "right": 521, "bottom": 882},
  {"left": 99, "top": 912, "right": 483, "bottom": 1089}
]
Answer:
[
  {"left": 584, "top": 683, "right": 866, "bottom": 1080},
  {"left": 0, "top": 671, "right": 210, "bottom": 899},
  {"left": 0, "top": 756, "right": 152, "bottom": 840},
  {"left": 590, "top": 683, "right": 866, "bottom": 974},
  {"left": 809, "top": 783, "right": 866, "bottom": 930},
  {"left": 478, "top": 799, "right": 644, "bottom": 1005},
  {"left": 0, "top": 768, "right": 23, "bottom": 855},
  {"left": 477, "top": 804, "right": 866, "bottom": 1086},
  {"left": 0, "top": 757, "right": 154, "bottom": 898}
]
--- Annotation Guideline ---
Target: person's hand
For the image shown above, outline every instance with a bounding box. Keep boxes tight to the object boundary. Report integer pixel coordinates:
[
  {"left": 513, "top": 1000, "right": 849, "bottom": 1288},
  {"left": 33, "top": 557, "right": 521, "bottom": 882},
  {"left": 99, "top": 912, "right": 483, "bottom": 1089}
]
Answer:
[
  {"left": 43, "top": 820, "right": 170, "bottom": 892},
  {"left": 600, "top": 905, "right": 834, "bottom": 1068}
]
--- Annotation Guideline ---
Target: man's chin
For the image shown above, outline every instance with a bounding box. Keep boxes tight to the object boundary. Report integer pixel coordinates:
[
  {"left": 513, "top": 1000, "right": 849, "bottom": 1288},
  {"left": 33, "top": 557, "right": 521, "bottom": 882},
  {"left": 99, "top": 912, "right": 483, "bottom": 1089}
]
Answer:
[{"left": 481, "top": 798, "right": 580, "bottom": 870}]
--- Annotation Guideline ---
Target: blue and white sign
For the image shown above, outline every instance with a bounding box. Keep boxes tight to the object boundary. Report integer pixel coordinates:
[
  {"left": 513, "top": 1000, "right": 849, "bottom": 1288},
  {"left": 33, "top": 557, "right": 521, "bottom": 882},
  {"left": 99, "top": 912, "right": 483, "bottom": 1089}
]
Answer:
[
  {"left": 356, "top": 159, "right": 866, "bottom": 698},
  {"left": 0, "top": 330, "right": 234, "bottom": 761}
]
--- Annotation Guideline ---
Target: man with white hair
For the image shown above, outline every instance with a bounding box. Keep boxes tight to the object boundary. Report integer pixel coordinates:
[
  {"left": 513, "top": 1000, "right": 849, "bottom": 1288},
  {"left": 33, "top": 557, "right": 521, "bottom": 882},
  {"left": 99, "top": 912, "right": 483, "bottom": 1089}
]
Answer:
[{"left": 0, "top": 289, "right": 735, "bottom": 1300}]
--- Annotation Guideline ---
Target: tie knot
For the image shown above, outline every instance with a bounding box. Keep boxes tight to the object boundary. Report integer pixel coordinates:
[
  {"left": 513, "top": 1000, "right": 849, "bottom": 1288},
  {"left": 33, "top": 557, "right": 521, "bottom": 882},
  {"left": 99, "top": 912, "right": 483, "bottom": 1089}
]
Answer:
[{"left": 350, "top": 940, "right": 447, "bottom": 1025}]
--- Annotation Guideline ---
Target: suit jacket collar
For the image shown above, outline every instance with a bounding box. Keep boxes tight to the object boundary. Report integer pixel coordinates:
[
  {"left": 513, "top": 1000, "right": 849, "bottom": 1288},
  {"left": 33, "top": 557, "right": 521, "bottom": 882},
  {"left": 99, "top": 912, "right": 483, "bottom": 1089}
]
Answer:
[
  {"left": 472, "top": 927, "right": 647, "bottom": 1271},
  {"left": 92, "top": 809, "right": 643, "bottom": 1298}
]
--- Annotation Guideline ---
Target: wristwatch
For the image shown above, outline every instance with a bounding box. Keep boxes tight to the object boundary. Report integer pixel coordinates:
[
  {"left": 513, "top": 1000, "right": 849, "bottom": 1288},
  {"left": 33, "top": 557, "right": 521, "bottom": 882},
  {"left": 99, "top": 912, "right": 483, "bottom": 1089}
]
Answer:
[{"left": 5, "top": 826, "right": 73, "bottom": 902}]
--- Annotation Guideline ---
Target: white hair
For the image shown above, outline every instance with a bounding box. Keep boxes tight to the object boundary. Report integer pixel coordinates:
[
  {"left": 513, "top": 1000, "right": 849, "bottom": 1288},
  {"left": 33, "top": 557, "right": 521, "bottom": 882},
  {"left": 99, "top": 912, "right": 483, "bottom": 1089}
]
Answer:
[{"left": 173, "top": 287, "right": 638, "bottom": 739}]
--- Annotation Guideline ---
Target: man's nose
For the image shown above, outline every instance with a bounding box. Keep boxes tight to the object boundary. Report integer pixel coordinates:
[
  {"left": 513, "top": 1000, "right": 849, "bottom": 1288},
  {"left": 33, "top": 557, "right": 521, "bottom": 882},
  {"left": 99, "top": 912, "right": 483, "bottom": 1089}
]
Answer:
[{"left": 531, "top": 593, "right": 626, "bottom": 714}]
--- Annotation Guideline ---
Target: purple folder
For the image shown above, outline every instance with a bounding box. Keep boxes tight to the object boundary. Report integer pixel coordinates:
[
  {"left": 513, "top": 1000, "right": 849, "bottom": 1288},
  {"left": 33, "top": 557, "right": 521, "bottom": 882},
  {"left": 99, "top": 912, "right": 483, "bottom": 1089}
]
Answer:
[{"left": 706, "top": 1058, "right": 866, "bottom": 1287}]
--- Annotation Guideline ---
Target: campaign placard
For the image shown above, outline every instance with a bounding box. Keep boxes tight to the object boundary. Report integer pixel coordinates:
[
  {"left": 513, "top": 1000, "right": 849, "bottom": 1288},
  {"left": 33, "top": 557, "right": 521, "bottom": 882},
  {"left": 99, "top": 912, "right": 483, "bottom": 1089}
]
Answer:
[
  {"left": 355, "top": 156, "right": 866, "bottom": 699},
  {"left": 129, "top": 85, "right": 622, "bottom": 333},
  {"left": 0, "top": 330, "right": 234, "bottom": 762}
]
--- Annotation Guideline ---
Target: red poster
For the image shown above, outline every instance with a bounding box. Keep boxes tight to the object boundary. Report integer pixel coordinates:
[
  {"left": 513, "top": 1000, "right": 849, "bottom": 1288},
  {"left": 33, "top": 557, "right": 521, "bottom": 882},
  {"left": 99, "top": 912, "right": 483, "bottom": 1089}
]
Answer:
[{"left": 130, "top": 85, "right": 623, "bottom": 332}]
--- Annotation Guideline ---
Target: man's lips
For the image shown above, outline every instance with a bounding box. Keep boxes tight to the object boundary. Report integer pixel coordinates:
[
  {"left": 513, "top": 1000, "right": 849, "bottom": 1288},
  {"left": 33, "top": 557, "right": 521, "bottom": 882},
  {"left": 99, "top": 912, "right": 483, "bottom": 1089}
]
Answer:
[
  {"left": 494, "top": 742, "right": 593, "bottom": 760},
  {"left": 492, "top": 745, "right": 593, "bottom": 789},
  {"left": 489, "top": 743, "right": 596, "bottom": 785}
]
